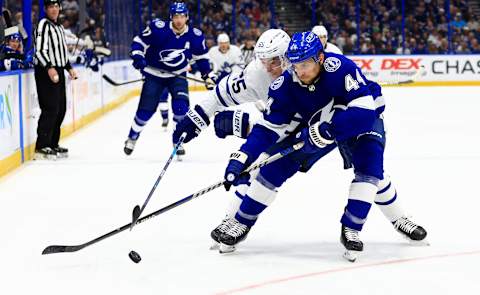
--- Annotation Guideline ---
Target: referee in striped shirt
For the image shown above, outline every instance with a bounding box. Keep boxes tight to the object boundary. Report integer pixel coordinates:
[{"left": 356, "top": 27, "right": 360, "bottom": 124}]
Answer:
[{"left": 34, "top": 0, "right": 77, "bottom": 160}]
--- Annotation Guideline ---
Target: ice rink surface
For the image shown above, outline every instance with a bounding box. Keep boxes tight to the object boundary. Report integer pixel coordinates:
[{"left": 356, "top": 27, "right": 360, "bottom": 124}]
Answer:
[{"left": 1, "top": 86, "right": 479, "bottom": 294}]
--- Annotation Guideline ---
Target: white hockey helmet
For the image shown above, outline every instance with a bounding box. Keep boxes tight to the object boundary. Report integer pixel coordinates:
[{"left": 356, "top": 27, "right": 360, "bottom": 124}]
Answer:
[
  {"left": 217, "top": 33, "right": 230, "bottom": 44},
  {"left": 312, "top": 25, "right": 328, "bottom": 41},
  {"left": 254, "top": 29, "right": 291, "bottom": 60}
]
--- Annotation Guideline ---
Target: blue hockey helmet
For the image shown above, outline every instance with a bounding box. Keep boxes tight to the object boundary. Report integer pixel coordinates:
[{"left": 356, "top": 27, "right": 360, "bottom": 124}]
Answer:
[
  {"left": 169, "top": 2, "right": 189, "bottom": 18},
  {"left": 286, "top": 31, "right": 324, "bottom": 64}
]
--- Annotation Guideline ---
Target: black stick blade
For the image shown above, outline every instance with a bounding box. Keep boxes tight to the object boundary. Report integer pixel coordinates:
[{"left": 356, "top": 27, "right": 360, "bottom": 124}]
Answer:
[
  {"left": 42, "top": 245, "right": 84, "bottom": 255},
  {"left": 2, "top": 10, "right": 13, "bottom": 27},
  {"left": 130, "top": 205, "right": 141, "bottom": 230},
  {"left": 102, "top": 74, "right": 118, "bottom": 85}
]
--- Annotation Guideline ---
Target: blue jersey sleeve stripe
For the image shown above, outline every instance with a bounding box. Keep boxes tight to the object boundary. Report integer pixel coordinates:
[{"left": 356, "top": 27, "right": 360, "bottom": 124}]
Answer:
[{"left": 215, "top": 86, "right": 229, "bottom": 107}]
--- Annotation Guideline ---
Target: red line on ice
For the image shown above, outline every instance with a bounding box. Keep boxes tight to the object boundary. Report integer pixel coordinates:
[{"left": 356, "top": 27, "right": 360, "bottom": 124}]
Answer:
[{"left": 214, "top": 250, "right": 480, "bottom": 295}]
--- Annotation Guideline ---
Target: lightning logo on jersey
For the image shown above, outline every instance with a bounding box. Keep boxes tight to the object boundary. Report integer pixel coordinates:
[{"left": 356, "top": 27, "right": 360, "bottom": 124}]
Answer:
[{"left": 159, "top": 49, "right": 186, "bottom": 67}]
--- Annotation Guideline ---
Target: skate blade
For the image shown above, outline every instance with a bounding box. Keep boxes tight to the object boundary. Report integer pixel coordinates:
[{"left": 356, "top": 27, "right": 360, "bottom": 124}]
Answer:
[
  {"left": 56, "top": 153, "right": 68, "bottom": 159},
  {"left": 219, "top": 243, "right": 236, "bottom": 254},
  {"left": 209, "top": 242, "right": 219, "bottom": 251},
  {"left": 343, "top": 250, "right": 360, "bottom": 262},
  {"left": 34, "top": 153, "right": 57, "bottom": 161},
  {"left": 176, "top": 155, "right": 184, "bottom": 161},
  {"left": 408, "top": 239, "right": 430, "bottom": 246}
]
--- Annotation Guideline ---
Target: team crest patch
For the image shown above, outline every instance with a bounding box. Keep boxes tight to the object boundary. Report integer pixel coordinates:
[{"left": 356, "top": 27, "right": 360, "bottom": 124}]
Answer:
[
  {"left": 324, "top": 57, "right": 341, "bottom": 72},
  {"left": 305, "top": 32, "right": 316, "bottom": 42},
  {"left": 154, "top": 20, "right": 165, "bottom": 28},
  {"left": 270, "top": 76, "right": 284, "bottom": 90},
  {"left": 193, "top": 28, "right": 202, "bottom": 36}
]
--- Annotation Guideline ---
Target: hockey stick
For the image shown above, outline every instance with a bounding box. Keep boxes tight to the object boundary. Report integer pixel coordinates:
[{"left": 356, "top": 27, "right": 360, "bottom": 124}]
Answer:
[
  {"left": 130, "top": 132, "right": 187, "bottom": 231},
  {"left": 144, "top": 67, "right": 215, "bottom": 86},
  {"left": 41, "top": 142, "right": 304, "bottom": 255},
  {"left": 102, "top": 67, "right": 215, "bottom": 87},
  {"left": 102, "top": 74, "right": 143, "bottom": 86},
  {"left": 378, "top": 65, "right": 425, "bottom": 86}
]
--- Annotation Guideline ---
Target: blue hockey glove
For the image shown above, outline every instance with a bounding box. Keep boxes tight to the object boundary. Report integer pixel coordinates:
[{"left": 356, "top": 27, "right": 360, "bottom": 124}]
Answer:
[
  {"left": 214, "top": 110, "right": 250, "bottom": 139},
  {"left": 23, "top": 49, "right": 34, "bottom": 68},
  {"left": 224, "top": 150, "right": 251, "bottom": 191},
  {"left": 202, "top": 71, "right": 218, "bottom": 90},
  {"left": 296, "top": 121, "right": 335, "bottom": 153},
  {"left": 131, "top": 55, "right": 146, "bottom": 70},
  {"left": 173, "top": 105, "right": 210, "bottom": 144}
]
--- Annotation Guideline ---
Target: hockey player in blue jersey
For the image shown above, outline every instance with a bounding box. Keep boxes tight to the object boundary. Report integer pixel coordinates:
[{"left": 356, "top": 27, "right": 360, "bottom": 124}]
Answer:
[
  {"left": 215, "top": 32, "right": 427, "bottom": 260},
  {"left": 124, "top": 2, "right": 215, "bottom": 156},
  {"left": 0, "top": 27, "right": 33, "bottom": 71}
]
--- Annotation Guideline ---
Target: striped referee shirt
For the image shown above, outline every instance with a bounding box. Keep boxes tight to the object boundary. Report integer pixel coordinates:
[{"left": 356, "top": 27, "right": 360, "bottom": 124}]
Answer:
[
  {"left": 240, "top": 45, "right": 255, "bottom": 66},
  {"left": 34, "top": 17, "right": 71, "bottom": 69}
]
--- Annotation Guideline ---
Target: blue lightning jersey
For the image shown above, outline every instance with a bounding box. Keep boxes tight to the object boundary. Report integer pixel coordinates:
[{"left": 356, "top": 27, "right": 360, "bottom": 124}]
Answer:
[
  {"left": 0, "top": 45, "right": 24, "bottom": 71},
  {"left": 130, "top": 19, "right": 211, "bottom": 78},
  {"left": 240, "top": 52, "right": 379, "bottom": 161}
]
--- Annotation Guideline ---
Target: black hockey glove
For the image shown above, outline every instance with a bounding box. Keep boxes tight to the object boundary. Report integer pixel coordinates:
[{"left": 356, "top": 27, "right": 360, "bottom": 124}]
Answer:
[
  {"left": 214, "top": 110, "right": 250, "bottom": 139},
  {"left": 202, "top": 71, "right": 218, "bottom": 90},
  {"left": 173, "top": 105, "right": 210, "bottom": 144}
]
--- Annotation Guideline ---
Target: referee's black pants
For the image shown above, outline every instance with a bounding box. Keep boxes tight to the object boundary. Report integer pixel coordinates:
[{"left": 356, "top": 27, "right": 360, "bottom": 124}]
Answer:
[{"left": 34, "top": 65, "right": 67, "bottom": 150}]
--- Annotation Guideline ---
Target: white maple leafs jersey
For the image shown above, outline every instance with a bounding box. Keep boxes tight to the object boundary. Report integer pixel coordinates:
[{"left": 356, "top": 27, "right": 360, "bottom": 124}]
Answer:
[
  {"left": 325, "top": 42, "right": 343, "bottom": 54},
  {"left": 198, "top": 59, "right": 271, "bottom": 117},
  {"left": 197, "top": 59, "right": 301, "bottom": 139},
  {"left": 208, "top": 45, "right": 244, "bottom": 77}
]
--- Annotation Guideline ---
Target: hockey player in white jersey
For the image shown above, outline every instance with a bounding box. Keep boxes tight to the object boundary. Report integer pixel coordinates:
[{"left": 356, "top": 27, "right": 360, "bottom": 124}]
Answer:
[
  {"left": 312, "top": 25, "right": 343, "bottom": 54},
  {"left": 172, "top": 29, "right": 292, "bottom": 145},
  {"left": 208, "top": 33, "right": 244, "bottom": 81}
]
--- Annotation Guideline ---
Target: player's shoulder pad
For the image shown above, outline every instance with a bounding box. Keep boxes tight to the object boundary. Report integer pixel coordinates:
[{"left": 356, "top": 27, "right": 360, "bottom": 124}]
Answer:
[
  {"left": 192, "top": 27, "right": 204, "bottom": 37},
  {"left": 269, "top": 71, "right": 293, "bottom": 94},
  {"left": 152, "top": 19, "right": 166, "bottom": 29},
  {"left": 322, "top": 53, "right": 343, "bottom": 73}
]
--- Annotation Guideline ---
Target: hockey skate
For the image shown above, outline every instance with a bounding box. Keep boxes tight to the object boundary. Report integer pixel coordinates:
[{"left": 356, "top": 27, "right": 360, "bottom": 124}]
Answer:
[
  {"left": 393, "top": 216, "right": 429, "bottom": 245},
  {"left": 210, "top": 218, "right": 237, "bottom": 250},
  {"left": 176, "top": 144, "right": 185, "bottom": 161},
  {"left": 34, "top": 147, "right": 57, "bottom": 160},
  {"left": 53, "top": 146, "right": 69, "bottom": 159},
  {"left": 161, "top": 118, "right": 169, "bottom": 131},
  {"left": 124, "top": 138, "right": 137, "bottom": 155},
  {"left": 218, "top": 218, "right": 250, "bottom": 254},
  {"left": 340, "top": 225, "right": 363, "bottom": 262}
]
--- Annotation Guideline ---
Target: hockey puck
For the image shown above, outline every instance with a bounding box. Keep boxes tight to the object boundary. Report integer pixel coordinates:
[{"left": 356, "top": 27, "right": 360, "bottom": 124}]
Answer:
[{"left": 128, "top": 250, "right": 141, "bottom": 263}]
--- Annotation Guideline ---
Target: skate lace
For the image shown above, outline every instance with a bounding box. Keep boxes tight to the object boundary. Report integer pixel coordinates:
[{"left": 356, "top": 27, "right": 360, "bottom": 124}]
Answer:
[
  {"left": 218, "top": 218, "right": 236, "bottom": 232},
  {"left": 227, "top": 221, "right": 247, "bottom": 237},
  {"left": 344, "top": 227, "right": 360, "bottom": 242},
  {"left": 126, "top": 139, "right": 136, "bottom": 149},
  {"left": 394, "top": 217, "right": 418, "bottom": 234}
]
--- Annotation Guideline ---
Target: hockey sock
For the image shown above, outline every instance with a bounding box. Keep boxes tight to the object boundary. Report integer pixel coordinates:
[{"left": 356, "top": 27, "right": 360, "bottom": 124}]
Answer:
[
  {"left": 375, "top": 176, "right": 404, "bottom": 222},
  {"left": 172, "top": 97, "right": 189, "bottom": 123},
  {"left": 235, "top": 173, "right": 278, "bottom": 227},
  {"left": 128, "top": 109, "right": 155, "bottom": 140},
  {"left": 341, "top": 174, "right": 378, "bottom": 231},
  {"left": 159, "top": 101, "right": 169, "bottom": 120}
]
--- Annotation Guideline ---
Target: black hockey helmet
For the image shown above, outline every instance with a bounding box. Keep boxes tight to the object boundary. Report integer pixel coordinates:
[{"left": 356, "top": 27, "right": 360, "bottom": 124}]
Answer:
[{"left": 44, "top": 0, "right": 61, "bottom": 7}]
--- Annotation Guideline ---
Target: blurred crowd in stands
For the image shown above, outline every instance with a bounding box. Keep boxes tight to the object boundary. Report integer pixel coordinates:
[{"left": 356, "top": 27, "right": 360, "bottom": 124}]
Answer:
[
  {"left": 1, "top": 0, "right": 108, "bottom": 72},
  {"left": 305, "top": 0, "right": 480, "bottom": 54},
  {"left": 1, "top": 0, "right": 479, "bottom": 71}
]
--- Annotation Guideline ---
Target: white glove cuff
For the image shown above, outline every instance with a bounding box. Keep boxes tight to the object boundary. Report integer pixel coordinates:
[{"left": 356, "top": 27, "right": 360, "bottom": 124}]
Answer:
[
  {"left": 233, "top": 110, "right": 245, "bottom": 138},
  {"left": 309, "top": 122, "right": 334, "bottom": 148},
  {"left": 187, "top": 108, "right": 208, "bottom": 130},
  {"left": 229, "top": 151, "right": 248, "bottom": 164}
]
